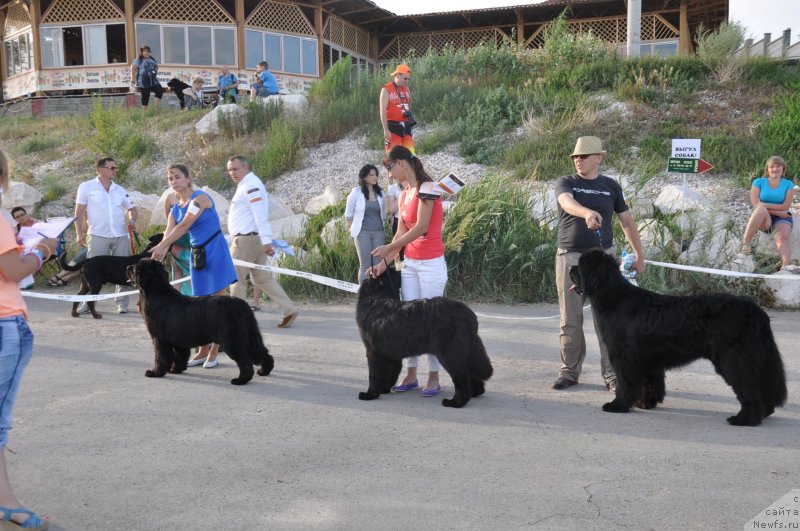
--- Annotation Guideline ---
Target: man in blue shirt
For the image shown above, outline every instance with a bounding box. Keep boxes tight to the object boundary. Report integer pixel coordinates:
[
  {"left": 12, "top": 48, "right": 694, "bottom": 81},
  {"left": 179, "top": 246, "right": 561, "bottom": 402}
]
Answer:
[
  {"left": 217, "top": 66, "right": 239, "bottom": 104},
  {"left": 250, "top": 61, "right": 278, "bottom": 98}
]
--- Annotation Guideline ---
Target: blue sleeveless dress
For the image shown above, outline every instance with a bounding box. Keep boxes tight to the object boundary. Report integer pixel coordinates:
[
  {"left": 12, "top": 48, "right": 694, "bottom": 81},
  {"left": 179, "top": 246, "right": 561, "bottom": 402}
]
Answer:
[{"left": 171, "top": 190, "right": 237, "bottom": 296}]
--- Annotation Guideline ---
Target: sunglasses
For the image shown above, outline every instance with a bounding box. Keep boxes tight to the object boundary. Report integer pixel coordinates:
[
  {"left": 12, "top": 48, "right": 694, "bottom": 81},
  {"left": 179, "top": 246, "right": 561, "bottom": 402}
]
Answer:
[
  {"left": 385, "top": 161, "right": 396, "bottom": 171},
  {"left": 104, "top": 166, "right": 118, "bottom": 170},
  {"left": 571, "top": 154, "right": 596, "bottom": 160}
]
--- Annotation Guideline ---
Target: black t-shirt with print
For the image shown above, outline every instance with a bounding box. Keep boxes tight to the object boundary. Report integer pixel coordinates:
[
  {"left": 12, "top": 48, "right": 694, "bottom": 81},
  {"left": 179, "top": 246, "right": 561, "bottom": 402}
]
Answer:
[{"left": 554, "top": 173, "right": 628, "bottom": 251}]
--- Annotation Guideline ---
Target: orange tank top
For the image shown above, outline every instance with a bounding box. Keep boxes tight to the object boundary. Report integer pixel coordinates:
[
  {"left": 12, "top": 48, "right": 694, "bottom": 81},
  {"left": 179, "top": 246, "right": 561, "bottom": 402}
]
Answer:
[
  {"left": 399, "top": 187, "right": 444, "bottom": 260},
  {"left": 384, "top": 81, "right": 411, "bottom": 123}
]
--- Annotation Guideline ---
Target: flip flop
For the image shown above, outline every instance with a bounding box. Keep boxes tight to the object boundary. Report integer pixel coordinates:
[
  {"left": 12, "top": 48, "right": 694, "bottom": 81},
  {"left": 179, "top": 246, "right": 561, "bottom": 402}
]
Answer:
[
  {"left": 48, "top": 276, "right": 67, "bottom": 287},
  {"left": 249, "top": 305, "right": 261, "bottom": 311}
]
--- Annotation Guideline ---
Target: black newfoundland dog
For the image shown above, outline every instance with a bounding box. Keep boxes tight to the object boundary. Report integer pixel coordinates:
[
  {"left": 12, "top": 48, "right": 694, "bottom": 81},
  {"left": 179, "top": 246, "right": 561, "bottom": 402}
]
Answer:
[
  {"left": 166, "top": 77, "right": 191, "bottom": 109},
  {"left": 356, "top": 268, "right": 493, "bottom": 408},
  {"left": 571, "top": 250, "right": 787, "bottom": 426},
  {"left": 62, "top": 233, "right": 163, "bottom": 319},
  {"left": 128, "top": 259, "right": 273, "bottom": 385}
]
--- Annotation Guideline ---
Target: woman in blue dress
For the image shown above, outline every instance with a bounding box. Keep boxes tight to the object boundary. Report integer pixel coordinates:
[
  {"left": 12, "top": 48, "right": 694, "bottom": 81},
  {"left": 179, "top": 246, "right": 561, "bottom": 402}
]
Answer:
[{"left": 150, "top": 164, "right": 237, "bottom": 368}]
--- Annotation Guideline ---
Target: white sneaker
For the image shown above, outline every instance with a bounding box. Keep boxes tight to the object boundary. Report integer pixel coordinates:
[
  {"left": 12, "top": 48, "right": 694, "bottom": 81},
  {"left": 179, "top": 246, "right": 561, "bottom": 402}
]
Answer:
[
  {"left": 76, "top": 304, "right": 91, "bottom": 315},
  {"left": 203, "top": 358, "right": 219, "bottom": 368},
  {"left": 187, "top": 357, "right": 207, "bottom": 367}
]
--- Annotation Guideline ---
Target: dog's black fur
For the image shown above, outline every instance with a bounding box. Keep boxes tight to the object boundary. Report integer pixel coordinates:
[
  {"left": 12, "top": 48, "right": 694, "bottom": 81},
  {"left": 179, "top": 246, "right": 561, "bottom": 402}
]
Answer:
[
  {"left": 355, "top": 267, "right": 493, "bottom": 407},
  {"left": 166, "top": 78, "right": 191, "bottom": 109},
  {"left": 570, "top": 249, "right": 787, "bottom": 426},
  {"left": 128, "top": 259, "right": 273, "bottom": 385},
  {"left": 62, "top": 233, "right": 163, "bottom": 319}
]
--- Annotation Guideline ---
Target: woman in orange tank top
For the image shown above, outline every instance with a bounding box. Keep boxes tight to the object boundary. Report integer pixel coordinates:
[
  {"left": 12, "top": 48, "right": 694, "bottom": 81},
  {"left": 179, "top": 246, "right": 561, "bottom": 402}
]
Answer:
[
  {"left": 0, "top": 150, "right": 55, "bottom": 529},
  {"left": 369, "top": 146, "right": 447, "bottom": 397}
]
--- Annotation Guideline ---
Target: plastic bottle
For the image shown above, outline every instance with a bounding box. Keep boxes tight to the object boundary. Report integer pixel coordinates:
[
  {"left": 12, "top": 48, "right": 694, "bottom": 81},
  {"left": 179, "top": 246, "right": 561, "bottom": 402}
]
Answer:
[{"left": 620, "top": 250, "right": 638, "bottom": 286}]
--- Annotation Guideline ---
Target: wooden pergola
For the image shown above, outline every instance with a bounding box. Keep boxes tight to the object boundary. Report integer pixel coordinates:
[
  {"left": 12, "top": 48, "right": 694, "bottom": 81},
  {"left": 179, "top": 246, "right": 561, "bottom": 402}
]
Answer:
[{"left": 1, "top": 0, "right": 727, "bottom": 101}]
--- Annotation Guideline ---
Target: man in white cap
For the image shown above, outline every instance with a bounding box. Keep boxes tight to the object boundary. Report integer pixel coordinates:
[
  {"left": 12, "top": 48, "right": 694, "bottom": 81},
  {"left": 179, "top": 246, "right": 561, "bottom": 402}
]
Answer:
[
  {"left": 552, "top": 136, "right": 645, "bottom": 392},
  {"left": 379, "top": 63, "right": 415, "bottom": 153}
]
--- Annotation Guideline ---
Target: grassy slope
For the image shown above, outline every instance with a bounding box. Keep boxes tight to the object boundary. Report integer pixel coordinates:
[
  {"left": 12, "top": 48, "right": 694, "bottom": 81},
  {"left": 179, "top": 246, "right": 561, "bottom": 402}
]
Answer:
[{"left": 2, "top": 40, "right": 799, "bottom": 302}]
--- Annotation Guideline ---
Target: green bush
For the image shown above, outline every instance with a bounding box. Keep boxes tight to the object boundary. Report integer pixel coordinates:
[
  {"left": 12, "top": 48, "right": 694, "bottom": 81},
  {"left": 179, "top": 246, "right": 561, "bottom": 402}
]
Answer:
[
  {"left": 18, "top": 136, "right": 59, "bottom": 154},
  {"left": 279, "top": 203, "right": 360, "bottom": 299},
  {"left": 758, "top": 83, "right": 800, "bottom": 167},
  {"left": 89, "top": 99, "right": 156, "bottom": 180},
  {"left": 254, "top": 119, "right": 303, "bottom": 179},
  {"left": 444, "top": 174, "right": 557, "bottom": 302}
]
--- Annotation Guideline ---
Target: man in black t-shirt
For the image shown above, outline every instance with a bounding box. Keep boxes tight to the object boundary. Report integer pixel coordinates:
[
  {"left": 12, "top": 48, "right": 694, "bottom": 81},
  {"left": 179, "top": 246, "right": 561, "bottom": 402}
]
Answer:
[{"left": 552, "top": 136, "right": 645, "bottom": 392}]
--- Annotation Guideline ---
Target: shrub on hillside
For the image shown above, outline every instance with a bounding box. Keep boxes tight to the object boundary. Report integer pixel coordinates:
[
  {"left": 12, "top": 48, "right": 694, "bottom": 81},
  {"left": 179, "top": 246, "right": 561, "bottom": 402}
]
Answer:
[{"left": 443, "top": 174, "right": 557, "bottom": 302}]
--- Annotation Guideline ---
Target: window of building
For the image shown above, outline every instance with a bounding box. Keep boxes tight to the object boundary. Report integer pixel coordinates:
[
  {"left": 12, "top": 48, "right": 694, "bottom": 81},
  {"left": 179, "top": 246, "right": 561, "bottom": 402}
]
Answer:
[
  {"left": 39, "top": 24, "right": 127, "bottom": 67},
  {"left": 245, "top": 29, "right": 318, "bottom": 76},
  {"left": 3, "top": 32, "right": 33, "bottom": 78},
  {"left": 134, "top": 23, "right": 237, "bottom": 66},
  {"left": 321, "top": 42, "right": 370, "bottom": 76}
]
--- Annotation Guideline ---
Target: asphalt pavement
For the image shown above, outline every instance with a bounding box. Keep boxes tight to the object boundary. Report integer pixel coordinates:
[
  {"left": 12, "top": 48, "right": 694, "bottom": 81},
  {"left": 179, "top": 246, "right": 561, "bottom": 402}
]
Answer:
[{"left": 10, "top": 295, "right": 800, "bottom": 530}]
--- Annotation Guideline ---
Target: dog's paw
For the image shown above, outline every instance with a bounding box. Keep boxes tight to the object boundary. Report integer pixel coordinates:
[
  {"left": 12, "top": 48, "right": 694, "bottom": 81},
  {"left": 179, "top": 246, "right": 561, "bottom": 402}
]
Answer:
[
  {"left": 230, "top": 377, "right": 251, "bottom": 385},
  {"left": 358, "top": 391, "right": 379, "bottom": 401},
  {"left": 727, "top": 413, "right": 761, "bottom": 426},
  {"left": 602, "top": 401, "right": 630, "bottom": 413},
  {"left": 92, "top": 313, "right": 103, "bottom": 319},
  {"left": 442, "top": 398, "right": 467, "bottom": 408},
  {"left": 635, "top": 399, "right": 657, "bottom": 410},
  {"left": 145, "top": 369, "right": 164, "bottom": 378},
  {"left": 256, "top": 368, "right": 272, "bottom": 377}
]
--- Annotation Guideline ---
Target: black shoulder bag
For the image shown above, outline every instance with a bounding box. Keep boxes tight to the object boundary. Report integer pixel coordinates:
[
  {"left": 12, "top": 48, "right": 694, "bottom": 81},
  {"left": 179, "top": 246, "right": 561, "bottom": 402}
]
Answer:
[{"left": 191, "top": 229, "right": 221, "bottom": 270}]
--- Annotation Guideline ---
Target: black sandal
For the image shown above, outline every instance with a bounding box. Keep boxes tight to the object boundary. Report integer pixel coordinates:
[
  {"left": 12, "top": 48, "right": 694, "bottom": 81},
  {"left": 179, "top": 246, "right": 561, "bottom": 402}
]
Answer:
[{"left": 48, "top": 276, "right": 67, "bottom": 287}]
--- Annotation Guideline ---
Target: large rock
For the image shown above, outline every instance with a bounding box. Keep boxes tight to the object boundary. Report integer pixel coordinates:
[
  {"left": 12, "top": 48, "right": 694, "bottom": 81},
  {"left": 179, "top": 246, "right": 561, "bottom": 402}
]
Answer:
[
  {"left": 529, "top": 189, "right": 557, "bottom": 228},
  {"left": 257, "top": 94, "right": 308, "bottom": 117},
  {"left": 3, "top": 181, "right": 42, "bottom": 212},
  {"left": 764, "top": 271, "right": 800, "bottom": 308},
  {"left": 128, "top": 191, "right": 159, "bottom": 233},
  {"left": 320, "top": 217, "right": 348, "bottom": 247},
  {"left": 270, "top": 213, "right": 308, "bottom": 241},
  {"left": 195, "top": 104, "right": 247, "bottom": 136},
  {"left": 148, "top": 187, "right": 230, "bottom": 233},
  {"left": 305, "top": 185, "right": 342, "bottom": 215},
  {"left": 679, "top": 210, "right": 736, "bottom": 267},
  {"left": 268, "top": 194, "right": 294, "bottom": 220},
  {"left": 654, "top": 185, "right": 710, "bottom": 214}
]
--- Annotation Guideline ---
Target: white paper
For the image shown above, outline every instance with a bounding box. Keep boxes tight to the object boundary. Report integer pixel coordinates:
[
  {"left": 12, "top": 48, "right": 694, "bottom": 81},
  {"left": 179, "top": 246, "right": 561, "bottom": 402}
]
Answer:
[{"left": 17, "top": 217, "right": 75, "bottom": 251}]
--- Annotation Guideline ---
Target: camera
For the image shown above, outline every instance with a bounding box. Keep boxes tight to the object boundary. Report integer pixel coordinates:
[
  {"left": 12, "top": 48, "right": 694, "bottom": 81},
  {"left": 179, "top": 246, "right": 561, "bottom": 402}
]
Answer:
[{"left": 403, "top": 110, "right": 417, "bottom": 127}]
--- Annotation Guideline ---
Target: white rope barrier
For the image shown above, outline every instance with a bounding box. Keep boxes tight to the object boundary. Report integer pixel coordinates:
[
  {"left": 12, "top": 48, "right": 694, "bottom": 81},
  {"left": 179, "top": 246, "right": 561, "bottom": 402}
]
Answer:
[{"left": 20, "top": 257, "right": 798, "bottom": 313}]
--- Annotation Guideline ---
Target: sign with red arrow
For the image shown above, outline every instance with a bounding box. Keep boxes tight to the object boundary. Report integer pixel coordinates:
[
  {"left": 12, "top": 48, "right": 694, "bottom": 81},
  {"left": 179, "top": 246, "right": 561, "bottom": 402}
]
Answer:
[{"left": 668, "top": 157, "right": 714, "bottom": 174}]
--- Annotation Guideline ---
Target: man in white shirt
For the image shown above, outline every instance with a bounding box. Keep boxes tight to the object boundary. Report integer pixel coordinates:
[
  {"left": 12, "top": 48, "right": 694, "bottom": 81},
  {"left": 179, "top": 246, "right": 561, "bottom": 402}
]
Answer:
[
  {"left": 74, "top": 157, "right": 138, "bottom": 313},
  {"left": 226, "top": 156, "right": 299, "bottom": 328}
]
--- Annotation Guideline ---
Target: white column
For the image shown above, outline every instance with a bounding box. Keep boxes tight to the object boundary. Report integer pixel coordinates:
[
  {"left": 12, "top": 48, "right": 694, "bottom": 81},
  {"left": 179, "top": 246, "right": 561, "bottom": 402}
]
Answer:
[{"left": 626, "top": 0, "right": 642, "bottom": 58}]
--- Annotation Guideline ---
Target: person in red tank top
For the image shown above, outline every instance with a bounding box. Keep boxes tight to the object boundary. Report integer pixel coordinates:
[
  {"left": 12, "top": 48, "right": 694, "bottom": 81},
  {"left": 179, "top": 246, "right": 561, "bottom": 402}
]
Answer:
[
  {"left": 379, "top": 64, "right": 416, "bottom": 154},
  {"left": 369, "top": 146, "right": 447, "bottom": 397}
]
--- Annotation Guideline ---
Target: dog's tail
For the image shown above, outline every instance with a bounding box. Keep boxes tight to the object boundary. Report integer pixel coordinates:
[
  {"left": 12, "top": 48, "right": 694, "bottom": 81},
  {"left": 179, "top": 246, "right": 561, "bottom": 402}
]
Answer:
[
  {"left": 468, "top": 334, "right": 493, "bottom": 382},
  {"left": 60, "top": 252, "right": 83, "bottom": 272},
  {"left": 758, "top": 314, "right": 787, "bottom": 409}
]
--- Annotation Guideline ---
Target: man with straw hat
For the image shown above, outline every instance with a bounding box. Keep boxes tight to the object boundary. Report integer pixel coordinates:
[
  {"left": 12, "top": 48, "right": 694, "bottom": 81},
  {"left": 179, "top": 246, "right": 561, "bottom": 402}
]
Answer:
[
  {"left": 552, "top": 136, "right": 645, "bottom": 392},
  {"left": 379, "top": 64, "right": 415, "bottom": 153}
]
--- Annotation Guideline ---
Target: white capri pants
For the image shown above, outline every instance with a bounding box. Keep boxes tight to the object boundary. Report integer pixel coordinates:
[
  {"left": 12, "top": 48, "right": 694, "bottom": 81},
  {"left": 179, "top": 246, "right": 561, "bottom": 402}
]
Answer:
[{"left": 401, "top": 255, "right": 448, "bottom": 372}]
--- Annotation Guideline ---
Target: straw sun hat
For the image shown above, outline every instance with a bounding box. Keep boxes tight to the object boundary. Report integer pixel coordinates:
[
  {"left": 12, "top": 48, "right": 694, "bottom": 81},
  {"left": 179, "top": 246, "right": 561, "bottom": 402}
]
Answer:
[{"left": 570, "top": 136, "right": 606, "bottom": 157}]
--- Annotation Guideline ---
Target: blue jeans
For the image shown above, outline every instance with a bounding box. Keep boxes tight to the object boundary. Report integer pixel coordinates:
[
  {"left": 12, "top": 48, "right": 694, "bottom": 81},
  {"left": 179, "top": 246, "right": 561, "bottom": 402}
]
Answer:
[{"left": 0, "top": 316, "right": 33, "bottom": 448}]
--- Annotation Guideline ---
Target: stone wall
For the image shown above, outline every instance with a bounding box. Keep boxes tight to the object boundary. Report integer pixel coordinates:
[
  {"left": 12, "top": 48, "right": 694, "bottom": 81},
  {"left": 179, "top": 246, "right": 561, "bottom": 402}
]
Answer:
[{"left": 1, "top": 92, "right": 183, "bottom": 117}]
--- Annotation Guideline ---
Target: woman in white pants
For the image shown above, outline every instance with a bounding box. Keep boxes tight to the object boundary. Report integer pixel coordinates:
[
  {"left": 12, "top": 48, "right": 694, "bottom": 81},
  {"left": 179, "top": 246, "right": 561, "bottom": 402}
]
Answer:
[
  {"left": 345, "top": 164, "right": 386, "bottom": 281},
  {"left": 369, "top": 146, "right": 447, "bottom": 397}
]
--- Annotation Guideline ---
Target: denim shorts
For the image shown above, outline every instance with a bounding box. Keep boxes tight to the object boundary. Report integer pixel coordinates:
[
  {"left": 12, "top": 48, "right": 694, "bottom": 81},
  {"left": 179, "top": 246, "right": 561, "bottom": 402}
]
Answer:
[
  {"left": 770, "top": 215, "right": 793, "bottom": 230},
  {"left": 0, "top": 316, "right": 33, "bottom": 448}
]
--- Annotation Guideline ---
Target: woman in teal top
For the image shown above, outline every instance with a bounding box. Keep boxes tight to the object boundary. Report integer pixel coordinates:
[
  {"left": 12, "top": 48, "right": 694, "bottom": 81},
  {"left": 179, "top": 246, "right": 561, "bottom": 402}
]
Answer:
[{"left": 742, "top": 155, "right": 795, "bottom": 268}]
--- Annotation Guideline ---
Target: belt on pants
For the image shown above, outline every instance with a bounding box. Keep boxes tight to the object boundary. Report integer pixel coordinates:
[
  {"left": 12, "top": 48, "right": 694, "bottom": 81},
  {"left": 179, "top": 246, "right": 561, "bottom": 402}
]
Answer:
[{"left": 234, "top": 232, "right": 258, "bottom": 236}]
